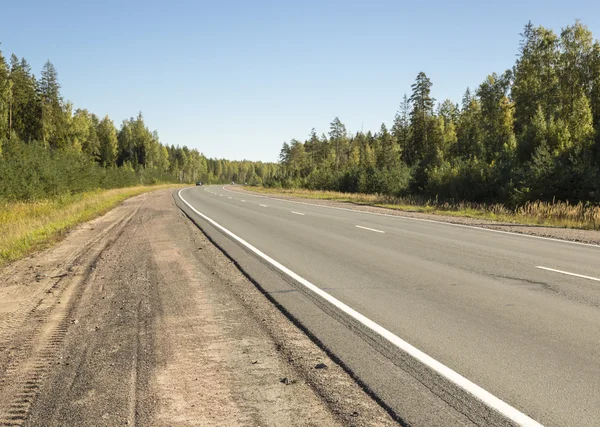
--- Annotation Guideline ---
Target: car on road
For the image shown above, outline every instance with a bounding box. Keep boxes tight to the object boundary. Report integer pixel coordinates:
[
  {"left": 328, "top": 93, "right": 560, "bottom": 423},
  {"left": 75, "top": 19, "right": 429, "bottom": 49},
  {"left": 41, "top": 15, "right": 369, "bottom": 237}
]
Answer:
[{"left": 195, "top": 181, "right": 203, "bottom": 186}]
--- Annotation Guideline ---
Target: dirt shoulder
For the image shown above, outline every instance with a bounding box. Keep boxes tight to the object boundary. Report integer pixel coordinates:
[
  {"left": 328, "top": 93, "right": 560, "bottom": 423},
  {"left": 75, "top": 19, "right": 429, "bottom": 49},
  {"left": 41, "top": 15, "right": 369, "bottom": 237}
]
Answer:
[
  {"left": 232, "top": 187, "right": 600, "bottom": 246},
  {"left": 0, "top": 189, "right": 396, "bottom": 426}
]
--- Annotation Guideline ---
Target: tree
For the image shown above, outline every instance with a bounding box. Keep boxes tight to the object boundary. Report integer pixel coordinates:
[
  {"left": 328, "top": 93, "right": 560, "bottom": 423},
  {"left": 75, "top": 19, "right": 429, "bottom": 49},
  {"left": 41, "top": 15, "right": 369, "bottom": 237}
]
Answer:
[
  {"left": 392, "top": 94, "right": 411, "bottom": 162},
  {"left": 97, "top": 115, "right": 118, "bottom": 167},
  {"left": 39, "top": 60, "right": 64, "bottom": 148},
  {"left": 329, "top": 117, "right": 347, "bottom": 170},
  {"left": 512, "top": 23, "right": 560, "bottom": 133},
  {"left": 0, "top": 50, "right": 9, "bottom": 144},
  {"left": 9, "top": 57, "right": 40, "bottom": 142},
  {"left": 476, "top": 71, "right": 516, "bottom": 162},
  {"left": 408, "top": 72, "right": 435, "bottom": 166},
  {"left": 71, "top": 109, "right": 100, "bottom": 158},
  {"left": 376, "top": 123, "right": 397, "bottom": 170},
  {"left": 456, "top": 88, "right": 484, "bottom": 160},
  {"left": 558, "top": 21, "right": 594, "bottom": 120}
]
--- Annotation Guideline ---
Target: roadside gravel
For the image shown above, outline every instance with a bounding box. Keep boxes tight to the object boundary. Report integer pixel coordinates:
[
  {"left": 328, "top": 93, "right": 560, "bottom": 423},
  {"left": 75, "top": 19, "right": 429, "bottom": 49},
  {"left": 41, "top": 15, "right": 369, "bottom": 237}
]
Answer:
[{"left": 0, "top": 188, "right": 397, "bottom": 426}]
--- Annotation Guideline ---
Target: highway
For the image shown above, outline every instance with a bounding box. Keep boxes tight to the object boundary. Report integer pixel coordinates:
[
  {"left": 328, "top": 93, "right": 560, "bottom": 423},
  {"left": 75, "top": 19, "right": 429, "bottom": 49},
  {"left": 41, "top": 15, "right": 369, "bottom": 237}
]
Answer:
[{"left": 176, "top": 185, "right": 600, "bottom": 427}]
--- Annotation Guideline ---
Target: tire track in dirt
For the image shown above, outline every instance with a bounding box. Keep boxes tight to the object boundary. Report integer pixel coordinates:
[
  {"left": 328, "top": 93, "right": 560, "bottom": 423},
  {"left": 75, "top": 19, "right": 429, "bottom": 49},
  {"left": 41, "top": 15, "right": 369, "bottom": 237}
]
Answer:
[{"left": 0, "top": 197, "right": 145, "bottom": 426}]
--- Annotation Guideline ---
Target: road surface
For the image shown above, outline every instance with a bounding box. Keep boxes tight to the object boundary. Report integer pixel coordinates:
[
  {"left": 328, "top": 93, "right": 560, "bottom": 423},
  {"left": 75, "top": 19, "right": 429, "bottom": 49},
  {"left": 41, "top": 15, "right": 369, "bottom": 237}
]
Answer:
[{"left": 177, "top": 185, "right": 600, "bottom": 427}]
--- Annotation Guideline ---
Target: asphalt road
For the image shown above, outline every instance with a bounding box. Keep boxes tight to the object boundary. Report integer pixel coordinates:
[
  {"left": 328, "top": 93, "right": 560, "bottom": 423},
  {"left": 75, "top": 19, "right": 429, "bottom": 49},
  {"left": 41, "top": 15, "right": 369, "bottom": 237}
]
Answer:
[{"left": 177, "top": 185, "right": 600, "bottom": 427}]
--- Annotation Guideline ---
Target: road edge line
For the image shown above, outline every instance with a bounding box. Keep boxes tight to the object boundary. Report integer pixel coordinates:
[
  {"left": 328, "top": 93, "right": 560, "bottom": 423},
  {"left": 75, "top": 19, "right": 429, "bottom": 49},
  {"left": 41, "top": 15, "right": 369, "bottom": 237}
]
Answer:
[{"left": 178, "top": 188, "right": 542, "bottom": 427}]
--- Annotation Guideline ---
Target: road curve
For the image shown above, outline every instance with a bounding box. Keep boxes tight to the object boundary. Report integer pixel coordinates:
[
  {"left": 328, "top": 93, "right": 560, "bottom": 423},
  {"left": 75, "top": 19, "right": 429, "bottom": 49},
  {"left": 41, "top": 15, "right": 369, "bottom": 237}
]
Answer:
[{"left": 176, "top": 185, "right": 600, "bottom": 427}]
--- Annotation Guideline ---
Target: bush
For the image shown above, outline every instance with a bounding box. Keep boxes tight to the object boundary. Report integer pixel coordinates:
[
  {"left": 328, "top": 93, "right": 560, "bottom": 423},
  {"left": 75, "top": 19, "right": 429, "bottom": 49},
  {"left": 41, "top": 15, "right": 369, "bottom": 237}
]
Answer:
[{"left": 0, "top": 141, "right": 178, "bottom": 202}]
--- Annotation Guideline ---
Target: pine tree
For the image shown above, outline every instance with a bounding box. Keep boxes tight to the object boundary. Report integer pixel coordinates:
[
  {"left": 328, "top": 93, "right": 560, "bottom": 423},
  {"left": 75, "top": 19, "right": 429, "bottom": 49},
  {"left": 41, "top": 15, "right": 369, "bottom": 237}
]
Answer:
[
  {"left": 329, "top": 117, "right": 347, "bottom": 170},
  {"left": 408, "top": 72, "right": 435, "bottom": 166},
  {"left": 9, "top": 57, "right": 40, "bottom": 142},
  {"left": 392, "top": 94, "right": 411, "bottom": 162},
  {"left": 39, "top": 60, "right": 63, "bottom": 147},
  {"left": 376, "top": 123, "right": 397, "bottom": 170}
]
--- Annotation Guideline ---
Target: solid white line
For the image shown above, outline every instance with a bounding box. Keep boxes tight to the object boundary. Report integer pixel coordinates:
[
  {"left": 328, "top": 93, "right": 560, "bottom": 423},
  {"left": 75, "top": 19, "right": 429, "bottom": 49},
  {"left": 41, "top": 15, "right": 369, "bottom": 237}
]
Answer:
[
  {"left": 356, "top": 225, "right": 385, "bottom": 234},
  {"left": 221, "top": 187, "right": 599, "bottom": 249},
  {"left": 536, "top": 266, "right": 600, "bottom": 282},
  {"left": 259, "top": 204, "right": 268, "bottom": 207},
  {"left": 178, "top": 188, "right": 542, "bottom": 427},
  {"left": 291, "top": 211, "right": 305, "bottom": 215}
]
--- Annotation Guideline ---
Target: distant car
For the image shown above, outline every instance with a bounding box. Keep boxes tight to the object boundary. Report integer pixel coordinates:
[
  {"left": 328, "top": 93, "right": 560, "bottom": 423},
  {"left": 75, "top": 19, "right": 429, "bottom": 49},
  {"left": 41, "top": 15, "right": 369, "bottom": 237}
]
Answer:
[
  {"left": 195, "top": 181, "right": 203, "bottom": 186},
  {"left": 231, "top": 181, "right": 235, "bottom": 185}
]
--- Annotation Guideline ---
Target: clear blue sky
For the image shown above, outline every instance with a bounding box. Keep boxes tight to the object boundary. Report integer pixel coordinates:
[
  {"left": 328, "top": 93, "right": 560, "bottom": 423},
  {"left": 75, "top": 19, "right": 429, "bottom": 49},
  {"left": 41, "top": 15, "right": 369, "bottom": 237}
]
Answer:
[{"left": 3, "top": 0, "right": 600, "bottom": 162}]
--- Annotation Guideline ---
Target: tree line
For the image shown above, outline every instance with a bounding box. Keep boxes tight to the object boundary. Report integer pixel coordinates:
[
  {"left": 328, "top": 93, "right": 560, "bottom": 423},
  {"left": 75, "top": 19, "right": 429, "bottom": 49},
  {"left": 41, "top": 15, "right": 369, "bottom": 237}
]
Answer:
[
  {"left": 276, "top": 21, "right": 600, "bottom": 206},
  {"left": 0, "top": 49, "right": 278, "bottom": 201}
]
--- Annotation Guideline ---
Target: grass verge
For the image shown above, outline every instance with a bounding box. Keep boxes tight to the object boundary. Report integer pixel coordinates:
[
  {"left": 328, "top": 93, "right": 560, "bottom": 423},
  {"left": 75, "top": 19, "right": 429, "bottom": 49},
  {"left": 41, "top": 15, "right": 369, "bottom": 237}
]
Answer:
[
  {"left": 242, "top": 187, "right": 600, "bottom": 230},
  {"left": 0, "top": 184, "right": 185, "bottom": 267}
]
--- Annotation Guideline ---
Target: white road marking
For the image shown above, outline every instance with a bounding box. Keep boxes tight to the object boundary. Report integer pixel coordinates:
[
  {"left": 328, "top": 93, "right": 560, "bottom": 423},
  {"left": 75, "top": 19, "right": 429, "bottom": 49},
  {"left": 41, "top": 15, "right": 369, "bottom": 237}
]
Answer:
[
  {"left": 536, "top": 266, "right": 600, "bottom": 282},
  {"left": 179, "top": 188, "right": 542, "bottom": 427},
  {"left": 259, "top": 204, "right": 268, "bottom": 207},
  {"left": 228, "top": 197, "right": 232, "bottom": 199},
  {"left": 291, "top": 211, "right": 305, "bottom": 215},
  {"left": 221, "top": 187, "right": 599, "bottom": 249},
  {"left": 356, "top": 225, "right": 385, "bottom": 234},
  {"left": 241, "top": 200, "right": 246, "bottom": 203}
]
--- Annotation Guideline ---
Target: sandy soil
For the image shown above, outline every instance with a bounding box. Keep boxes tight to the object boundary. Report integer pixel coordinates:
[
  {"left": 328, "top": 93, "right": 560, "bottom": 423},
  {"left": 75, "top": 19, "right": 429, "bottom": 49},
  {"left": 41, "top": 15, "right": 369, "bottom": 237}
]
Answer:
[
  {"left": 0, "top": 189, "right": 397, "bottom": 427},
  {"left": 230, "top": 187, "right": 600, "bottom": 245}
]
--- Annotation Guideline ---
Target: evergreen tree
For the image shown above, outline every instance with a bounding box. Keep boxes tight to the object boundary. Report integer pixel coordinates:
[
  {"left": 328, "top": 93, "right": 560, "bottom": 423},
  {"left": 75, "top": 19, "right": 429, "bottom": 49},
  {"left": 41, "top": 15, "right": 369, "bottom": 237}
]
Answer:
[
  {"left": 39, "top": 60, "right": 63, "bottom": 147},
  {"left": 329, "top": 117, "right": 347, "bottom": 170},
  {"left": 9, "top": 57, "right": 40, "bottom": 142},
  {"left": 408, "top": 72, "right": 434, "bottom": 166},
  {"left": 392, "top": 94, "right": 411, "bottom": 162},
  {"left": 97, "top": 115, "right": 118, "bottom": 167}
]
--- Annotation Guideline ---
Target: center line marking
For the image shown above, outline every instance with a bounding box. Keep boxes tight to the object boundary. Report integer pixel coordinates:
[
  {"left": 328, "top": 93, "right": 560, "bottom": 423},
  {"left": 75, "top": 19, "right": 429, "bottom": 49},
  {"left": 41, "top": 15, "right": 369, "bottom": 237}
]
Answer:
[
  {"left": 259, "top": 204, "right": 268, "bottom": 207},
  {"left": 536, "top": 266, "right": 600, "bottom": 282},
  {"left": 291, "top": 211, "right": 305, "bottom": 215},
  {"left": 356, "top": 225, "right": 385, "bottom": 234}
]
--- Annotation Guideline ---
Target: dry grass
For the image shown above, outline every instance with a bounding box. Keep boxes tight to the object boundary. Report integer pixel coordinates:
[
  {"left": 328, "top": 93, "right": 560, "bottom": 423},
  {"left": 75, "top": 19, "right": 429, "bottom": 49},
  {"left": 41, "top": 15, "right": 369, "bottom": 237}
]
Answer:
[
  {"left": 0, "top": 184, "right": 184, "bottom": 267},
  {"left": 244, "top": 187, "right": 600, "bottom": 230}
]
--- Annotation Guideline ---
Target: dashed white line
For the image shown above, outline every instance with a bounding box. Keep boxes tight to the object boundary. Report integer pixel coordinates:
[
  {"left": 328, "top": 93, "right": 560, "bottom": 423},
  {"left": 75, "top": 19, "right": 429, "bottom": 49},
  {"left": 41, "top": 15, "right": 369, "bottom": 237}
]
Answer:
[
  {"left": 291, "top": 211, "right": 305, "bottom": 216},
  {"left": 259, "top": 204, "right": 268, "bottom": 207},
  {"left": 241, "top": 200, "right": 246, "bottom": 203},
  {"left": 536, "top": 266, "right": 600, "bottom": 282},
  {"left": 178, "top": 188, "right": 542, "bottom": 427},
  {"left": 355, "top": 225, "right": 385, "bottom": 234},
  {"left": 220, "top": 187, "right": 599, "bottom": 249},
  {"left": 228, "top": 197, "right": 232, "bottom": 199}
]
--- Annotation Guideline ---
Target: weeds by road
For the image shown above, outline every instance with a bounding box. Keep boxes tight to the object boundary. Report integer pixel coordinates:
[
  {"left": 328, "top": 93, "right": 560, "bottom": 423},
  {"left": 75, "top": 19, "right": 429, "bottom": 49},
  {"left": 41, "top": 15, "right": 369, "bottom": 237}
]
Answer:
[{"left": 0, "top": 184, "right": 185, "bottom": 267}]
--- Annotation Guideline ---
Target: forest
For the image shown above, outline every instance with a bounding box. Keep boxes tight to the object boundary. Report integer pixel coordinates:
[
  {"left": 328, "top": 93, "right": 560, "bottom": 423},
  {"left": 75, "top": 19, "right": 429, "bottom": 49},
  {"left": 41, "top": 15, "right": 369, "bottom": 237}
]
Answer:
[
  {"left": 0, "top": 52, "right": 278, "bottom": 201},
  {"left": 276, "top": 21, "right": 600, "bottom": 207},
  {"left": 2, "top": 20, "right": 600, "bottom": 207}
]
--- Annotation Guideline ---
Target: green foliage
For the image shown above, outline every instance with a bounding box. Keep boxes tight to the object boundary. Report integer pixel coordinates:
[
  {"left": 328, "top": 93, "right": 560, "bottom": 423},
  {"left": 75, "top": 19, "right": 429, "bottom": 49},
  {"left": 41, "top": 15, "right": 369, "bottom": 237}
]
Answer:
[
  {"left": 272, "top": 20, "right": 600, "bottom": 208},
  {"left": 0, "top": 51, "right": 278, "bottom": 202}
]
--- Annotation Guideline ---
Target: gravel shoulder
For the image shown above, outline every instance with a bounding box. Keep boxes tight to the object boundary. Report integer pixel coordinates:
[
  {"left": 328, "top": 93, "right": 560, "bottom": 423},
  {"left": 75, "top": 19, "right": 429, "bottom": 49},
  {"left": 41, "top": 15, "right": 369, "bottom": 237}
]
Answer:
[
  {"left": 232, "top": 187, "right": 600, "bottom": 246},
  {"left": 0, "top": 189, "right": 397, "bottom": 426}
]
